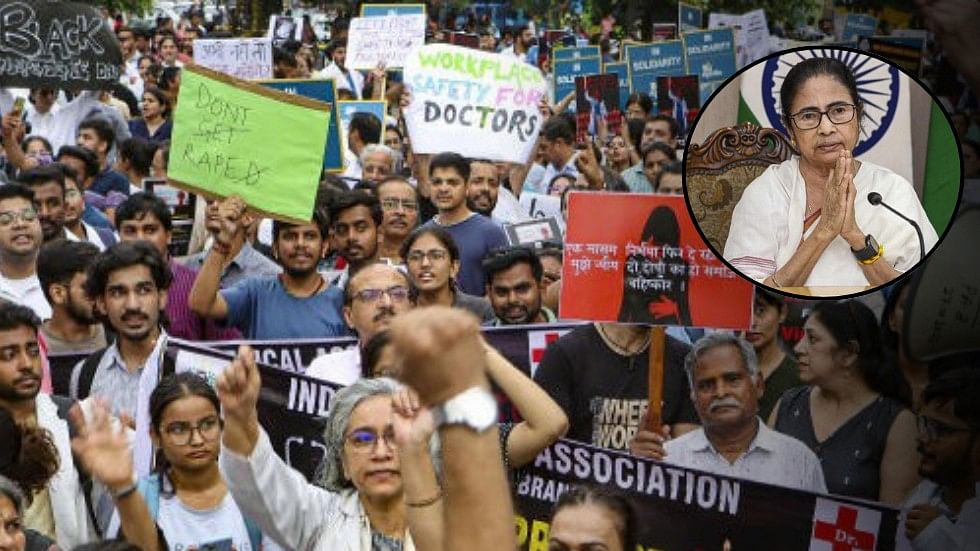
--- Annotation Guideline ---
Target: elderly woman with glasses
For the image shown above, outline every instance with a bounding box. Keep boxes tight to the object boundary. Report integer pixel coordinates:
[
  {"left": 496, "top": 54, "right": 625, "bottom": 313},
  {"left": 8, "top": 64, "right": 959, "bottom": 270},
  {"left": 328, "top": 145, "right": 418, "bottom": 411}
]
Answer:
[
  {"left": 768, "top": 300, "right": 920, "bottom": 506},
  {"left": 724, "top": 55, "right": 938, "bottom": 289}
]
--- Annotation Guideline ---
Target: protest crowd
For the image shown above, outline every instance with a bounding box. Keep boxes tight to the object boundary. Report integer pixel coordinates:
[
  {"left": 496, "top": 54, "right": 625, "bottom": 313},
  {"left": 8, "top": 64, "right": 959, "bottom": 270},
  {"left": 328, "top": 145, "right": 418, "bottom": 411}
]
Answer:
[{"left": 0, "top": 0, "right": 979, "bottom": 550}]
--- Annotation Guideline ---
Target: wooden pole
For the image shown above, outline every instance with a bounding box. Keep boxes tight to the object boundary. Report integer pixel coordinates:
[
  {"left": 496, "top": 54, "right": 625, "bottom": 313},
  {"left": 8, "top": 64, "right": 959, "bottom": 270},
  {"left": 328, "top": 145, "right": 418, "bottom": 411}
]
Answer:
[{"left": 646, "top": 326, "right": 666, "bottom": 431}]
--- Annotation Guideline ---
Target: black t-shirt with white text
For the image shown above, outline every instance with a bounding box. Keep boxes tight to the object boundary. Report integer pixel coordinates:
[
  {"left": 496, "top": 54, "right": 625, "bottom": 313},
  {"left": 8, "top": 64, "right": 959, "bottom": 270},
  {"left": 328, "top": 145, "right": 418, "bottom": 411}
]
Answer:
[{"left": 533, "top": 324, "right": 698, "bottom": 451}]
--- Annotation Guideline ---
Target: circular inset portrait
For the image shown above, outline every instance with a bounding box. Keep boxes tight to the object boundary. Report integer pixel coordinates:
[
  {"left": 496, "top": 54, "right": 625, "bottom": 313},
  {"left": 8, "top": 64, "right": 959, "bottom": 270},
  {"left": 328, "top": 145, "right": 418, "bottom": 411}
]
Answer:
[{"left": 684, "top": 46, "right": 962, "bottom": 299}]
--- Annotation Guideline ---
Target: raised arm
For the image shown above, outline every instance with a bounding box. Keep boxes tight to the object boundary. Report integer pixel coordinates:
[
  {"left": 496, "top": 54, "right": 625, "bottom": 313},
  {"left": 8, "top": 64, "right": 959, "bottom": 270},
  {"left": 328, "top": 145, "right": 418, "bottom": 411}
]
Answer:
[
  {"left": 391, "top": 388, "right": 444, "bottom": 551},
  {"left": 482, "top": 339, "right": 568, "bottom": 467},
  {"left": 188, "top": 197, "right": 245, "bottom": 320}
]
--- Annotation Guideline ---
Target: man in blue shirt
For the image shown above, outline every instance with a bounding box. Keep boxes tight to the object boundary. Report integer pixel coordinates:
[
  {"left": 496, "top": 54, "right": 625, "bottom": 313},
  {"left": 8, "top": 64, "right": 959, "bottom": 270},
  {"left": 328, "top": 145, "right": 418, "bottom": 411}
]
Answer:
[
  {"left": 422, "top": 153, "right": 508, "bottom": 296},
  {"left": 76, "top": 118, "right": 130, "bottom": 196},
  {"left": 189, "top": 195, "right": 347, "bottom": 339}
]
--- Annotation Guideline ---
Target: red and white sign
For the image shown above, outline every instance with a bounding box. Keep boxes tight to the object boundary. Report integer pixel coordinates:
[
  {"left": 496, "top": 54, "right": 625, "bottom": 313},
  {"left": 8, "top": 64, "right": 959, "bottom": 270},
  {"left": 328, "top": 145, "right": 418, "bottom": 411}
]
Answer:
[
  {"left": 527, "top": 328, "right": 573, "bottom": 377},
  {"left": 809, "top": 497, "right": 880, "bottom": 551}
]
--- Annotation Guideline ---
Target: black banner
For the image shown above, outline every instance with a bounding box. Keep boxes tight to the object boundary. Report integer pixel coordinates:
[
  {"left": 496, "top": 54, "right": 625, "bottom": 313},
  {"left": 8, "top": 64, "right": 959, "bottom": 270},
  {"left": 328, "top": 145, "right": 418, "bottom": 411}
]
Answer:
[
  {"left": 0, "top": 0, "right": 123, "bottom": 89},
  {"left": 515, "top": 439, "right": 900, "bottom": 551}
]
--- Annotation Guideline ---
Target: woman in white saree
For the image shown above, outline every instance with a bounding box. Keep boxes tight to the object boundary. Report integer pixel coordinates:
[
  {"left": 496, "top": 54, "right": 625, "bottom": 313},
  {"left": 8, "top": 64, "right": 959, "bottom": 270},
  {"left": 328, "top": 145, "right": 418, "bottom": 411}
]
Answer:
[{"left": 724, "top": 56, "right": 938, "bottom": 289}]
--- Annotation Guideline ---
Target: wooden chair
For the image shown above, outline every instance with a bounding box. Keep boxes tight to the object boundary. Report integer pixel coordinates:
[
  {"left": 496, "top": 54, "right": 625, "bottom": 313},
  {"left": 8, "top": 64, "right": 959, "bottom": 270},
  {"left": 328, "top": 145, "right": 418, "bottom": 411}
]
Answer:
[{"left": 685, "top": 123, "right": 797, "bottom": 253}]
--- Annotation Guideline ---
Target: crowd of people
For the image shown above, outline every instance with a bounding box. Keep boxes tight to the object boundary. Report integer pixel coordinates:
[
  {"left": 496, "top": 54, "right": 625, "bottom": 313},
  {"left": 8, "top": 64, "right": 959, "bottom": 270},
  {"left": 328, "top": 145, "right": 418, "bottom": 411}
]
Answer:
[{"left": 0, "top": 1, "right": 979, "bottom": 551}]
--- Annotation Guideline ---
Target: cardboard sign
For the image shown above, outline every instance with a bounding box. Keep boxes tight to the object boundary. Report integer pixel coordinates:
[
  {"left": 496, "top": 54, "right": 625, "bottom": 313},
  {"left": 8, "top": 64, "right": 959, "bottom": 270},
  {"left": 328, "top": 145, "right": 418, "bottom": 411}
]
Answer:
[
  {"left": 404, "top": 43, "right": 548, "bottom": 164},
  {"left": 260, "top": 79, "right": 343, "bottom": 172},
  {"left": 553, "top": 56, "right": 601, "bottom": 108},
  {"left": 574, "top": 74, "right": 622, "bottom": 143},
  {"left": 193, "top": 38, "right": 273, "bottom": 80},
  {"left": 337, "top": 100, "right": 387, "bottom": 134},
  {"left": 553, "top": 46, "right": 601, "bottom": 61},
  {"left": 656, "top": 75, "right": 699, "bottom": 140},
  {"left": 505, "top": 217, "right": 563, "bottom": 246},
  {"left": 678, "top": 2, "right": 703, "bottom": 32},
  {"left": 841, "top": 14, "right": 878, "bottom": 43},
  {"left": 516, "top": 439, "right": 900, "bottom": 551},
  {"left": 682, "top": 28, "right": 737, "bottom": 105},
  {"left": 168, "top": 65, "right": 331, "bottom": 223},
  {"left": 360, "top": 3, "right": 426, "bottom": 17},
  {"left": 708, "top": 9, "right": 771, "bottom": 69},
  {"left": 625, "top": 41, "right": 686, "bottom": 102},
  {"left": 0, "top": 0, "right": 123, "bottom": 89},
  {"left": 603, "top": 62, "right": 631, "bottom": 110},
  {"left": 142, "top": 177, "right": 196, "bottom": 258},
  {"left": 346, "top": 14, "right": 426, "bottom": 69},
  {"left": 560, "top": 192, "right": 753, "bottom": 329}
]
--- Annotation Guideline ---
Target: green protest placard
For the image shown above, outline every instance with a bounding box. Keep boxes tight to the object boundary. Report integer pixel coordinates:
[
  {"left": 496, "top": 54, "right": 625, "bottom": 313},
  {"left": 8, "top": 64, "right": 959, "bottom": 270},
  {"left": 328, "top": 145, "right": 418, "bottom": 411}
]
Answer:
[{"left": 168, "top": 64, "right": 331, "bottom": 223}]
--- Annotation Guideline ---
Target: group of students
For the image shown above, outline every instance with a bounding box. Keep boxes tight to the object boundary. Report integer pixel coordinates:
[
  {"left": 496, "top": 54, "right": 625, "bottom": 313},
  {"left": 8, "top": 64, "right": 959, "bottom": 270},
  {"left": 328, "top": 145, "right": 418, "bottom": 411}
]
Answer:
[{"left": 0, "top": 4, "right": 979, "bottom": 551}]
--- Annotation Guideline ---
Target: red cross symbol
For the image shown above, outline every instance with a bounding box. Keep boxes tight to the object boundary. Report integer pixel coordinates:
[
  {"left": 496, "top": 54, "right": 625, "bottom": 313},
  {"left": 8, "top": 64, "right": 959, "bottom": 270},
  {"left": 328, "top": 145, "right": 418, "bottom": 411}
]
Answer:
[
  {"left": 531, "top": 332, "right": 561, "bottom": 363},
  {"left": 813, "top": 506, "right": 875, "bottom": 551}
]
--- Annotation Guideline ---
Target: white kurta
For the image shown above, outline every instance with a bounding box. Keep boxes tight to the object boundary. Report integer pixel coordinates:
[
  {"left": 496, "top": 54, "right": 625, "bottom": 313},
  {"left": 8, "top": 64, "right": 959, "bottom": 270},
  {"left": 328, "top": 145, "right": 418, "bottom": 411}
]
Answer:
[{"left": 724, "top": 157, "right": 939, "bottom": 286}]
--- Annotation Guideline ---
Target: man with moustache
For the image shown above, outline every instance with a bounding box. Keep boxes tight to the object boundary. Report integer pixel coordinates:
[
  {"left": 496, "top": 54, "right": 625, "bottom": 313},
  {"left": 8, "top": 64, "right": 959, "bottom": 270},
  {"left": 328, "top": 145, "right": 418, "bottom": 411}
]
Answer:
[
  {"left": 306, "top": 263, "right": 413, "bottom": 383},
  {"left": 0, "top": 184, "right": 50, "bottom": 320},
  {"left": 466, "top": 159, "right": 501, "bottom": 219},
  {"left": 482, "top": 246, "right": 555, "bottom": 325},
  {"left": 17, "top": 165, "right": 69, "bottom": 243},
  {"left": 190, "top": 196, "right": 347, "bottom": 339},
  {"left": 329, "top": 191, "right": 382, "bottom": 287},
  {"left": 37, "top": 240, "right": 107, "bottom": 355},
  {"left": 376, "top": 177, "right": 419, "bottom": 264},
  {"left": 656, "top": 333, "right": 826, "bottom": 492},
  {"left": 0, "top": 303, "right": 97, "bottom": 549},
  {"left": 901, "top": 368, "right": 980, "bottom": 550}
]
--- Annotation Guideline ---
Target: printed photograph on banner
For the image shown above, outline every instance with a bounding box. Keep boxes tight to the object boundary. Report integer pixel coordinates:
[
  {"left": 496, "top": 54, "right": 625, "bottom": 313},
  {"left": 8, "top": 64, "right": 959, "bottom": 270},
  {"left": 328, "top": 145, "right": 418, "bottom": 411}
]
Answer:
[
  {"left": 268, "top": 15, "right": 302, "bottom": 46},
  {"left": 656, "top": 75, "right": 699, "bottom": 144},
  {"left": 449, "top": 32, "right": 480, "bottom": 49},
  {"left": 554, "top": 57, "right": 601, "bottom": 109},
  {"left": 653, "top": 22, "right": 678, "bottom": 41},
  {"left": 560, "top": 192, "right": 753, "bottom": 329},
  {"left": 685, "top": 46, "right": 958, "bottom": 298},
  {"left": 505, "top": 217, "right": 563, "bottom": 247},
  {"left": 574, "top": 74, "right": 622, "bottom": 145},
  {"left": 603, "top": 62, "right": 631, "bottom": 109}
]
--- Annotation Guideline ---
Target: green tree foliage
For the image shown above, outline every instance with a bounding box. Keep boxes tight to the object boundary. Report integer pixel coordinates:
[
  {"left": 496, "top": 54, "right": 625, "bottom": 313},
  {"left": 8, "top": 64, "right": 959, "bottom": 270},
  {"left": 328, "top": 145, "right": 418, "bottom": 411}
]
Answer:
[{"left": 78, "top": 0, "right": 154, "bottom": 16}]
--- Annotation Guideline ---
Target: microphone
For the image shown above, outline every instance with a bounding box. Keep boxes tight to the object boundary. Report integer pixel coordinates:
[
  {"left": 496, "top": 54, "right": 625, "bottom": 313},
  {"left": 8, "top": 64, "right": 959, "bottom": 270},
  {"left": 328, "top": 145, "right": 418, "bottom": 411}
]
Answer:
[{"left": 867, "top": 192, "right": 925, "bottom": 261}]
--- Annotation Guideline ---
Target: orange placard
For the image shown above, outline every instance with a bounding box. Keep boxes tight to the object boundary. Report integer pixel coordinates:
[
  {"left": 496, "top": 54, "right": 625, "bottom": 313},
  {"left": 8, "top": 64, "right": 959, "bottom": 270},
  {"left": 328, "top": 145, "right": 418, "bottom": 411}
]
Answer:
[{"left": 561, "top": 192, "right": 753, "bottom": 328}]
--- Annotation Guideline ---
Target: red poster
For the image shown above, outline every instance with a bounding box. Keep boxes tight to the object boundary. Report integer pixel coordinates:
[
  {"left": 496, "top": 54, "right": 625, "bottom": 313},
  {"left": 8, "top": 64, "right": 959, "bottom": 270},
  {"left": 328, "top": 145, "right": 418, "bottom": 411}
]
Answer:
[{"left": 561, "top": 192, "right": 753, "bottom": 329}]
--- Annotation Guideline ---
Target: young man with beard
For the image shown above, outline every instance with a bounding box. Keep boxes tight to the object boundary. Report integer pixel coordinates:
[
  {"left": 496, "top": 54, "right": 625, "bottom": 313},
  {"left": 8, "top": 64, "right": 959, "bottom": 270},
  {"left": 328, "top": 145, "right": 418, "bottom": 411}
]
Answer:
[
  {"left": 75, "top": 118, "right": 129, "bottom": 197},
  {"left": 190, "top": 195, "right": 347, "bottom": 339},
  {"left": 16, "top": 165, "right": 68, "bottom": 243},
  {"left": 306, "top": 263, "right": 413, "bottom": 384},
  {"left": 482, "top": 246, "right": 555, "bottom": 326},
  {"left": 69, "top": 241, "right": 171, "bottom": 421},
  {"left": 657, "top": 333, "right": 826, "bottom": 492},
  {"left": 422, "top": 153, "right": 508, "bottom": 296},
  {"left": 376, "top": 177, "right": 419, "bottom": 264},
  {"left": 37, "top": 240, "right": 106, "bottom": 355},
  {"left": 901, "top": 368, "right": 980, "bottom": 550},
  {"left": 59, "top": 165, "right": 116, "bottom": 251},
  {"left": 318, "top": 38, "right": 365, "bottom": 99},
  {"left": 0, "top": 184, "right": 50, "bottom": 320},
  {"left": 328, "top": 190, "right": 382, "bottom": 285},
  {"left": 466, "top": 159, "right": 501, "bottom": 219},
  {"left": 0, "top": 303, "right": 97, "bottom": 549},
  {"left": 55, "top": 145, "right": 114, "bottom": 231}
]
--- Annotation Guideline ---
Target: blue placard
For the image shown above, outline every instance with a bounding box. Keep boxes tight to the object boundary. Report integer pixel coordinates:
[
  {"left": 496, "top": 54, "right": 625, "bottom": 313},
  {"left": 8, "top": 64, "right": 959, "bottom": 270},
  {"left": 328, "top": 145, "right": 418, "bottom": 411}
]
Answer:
[
  {"left": 625, "top": 41, "right": 686, "bottom": 103},
  {"left": 603, "top": 62, "right": 631, "bottom": 110},
  {"left": 682, "top": 28, "right": 737, "bottom": 105},
  {"left": 842, "top": 14, "right": 878, "bottom": 43},
  {"left": 260, "top": 79, "right": 342, "bottom": 172},
  {"left": 360, "top": 3, "right": 426, "bottom": 17},
  {"left": 553, "top": 46, "right": 600, "bottom": 61},
  {"left": 678, "top": 3, "right": 702, "bottom": 32},
  {"left": 338, "top": 101, "right": 387, "bottom": 134},
  {"left": 553, "top": 57, "right": 601, "bottom": 108}
]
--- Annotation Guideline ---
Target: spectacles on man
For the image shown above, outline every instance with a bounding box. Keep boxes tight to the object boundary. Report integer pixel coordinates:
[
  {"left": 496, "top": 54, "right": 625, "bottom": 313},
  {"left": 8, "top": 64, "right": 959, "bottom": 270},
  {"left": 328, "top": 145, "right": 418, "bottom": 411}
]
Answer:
[
  {"left": 163, "top": 416, "right": 222, "bottom": 445},
  {"left": 788, "top": 103, "right": 856, "bottom": 130},
  {"left": 0, "top": 207, "right": 38, "bottom": 227},
  {"left": 345, "top": 425, "right": 397, "bottom": 454},
  {"left": 406, "top": 249, "right": 448, "bottom": 264},
  {"left": 352, "top": 285, "right": 410, "bottom": 303},
  {"left": 916, "top": 415, "right": 971, "bottom": 441},
  {"left": 381, "top": 198, "right": 418, "bottom": 212}
]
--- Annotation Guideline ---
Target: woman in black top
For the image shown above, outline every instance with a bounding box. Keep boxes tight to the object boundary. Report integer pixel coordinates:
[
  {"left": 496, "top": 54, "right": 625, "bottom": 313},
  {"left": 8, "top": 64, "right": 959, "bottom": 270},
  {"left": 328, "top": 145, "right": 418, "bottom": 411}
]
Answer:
[{"left": 769, "top": 300, "right": 919, "bottom": 505}]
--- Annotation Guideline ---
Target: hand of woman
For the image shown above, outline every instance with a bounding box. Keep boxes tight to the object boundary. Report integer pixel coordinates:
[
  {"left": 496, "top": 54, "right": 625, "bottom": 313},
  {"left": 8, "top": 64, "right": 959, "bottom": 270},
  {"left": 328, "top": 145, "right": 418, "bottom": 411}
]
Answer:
[
  {"left": 391, "top": 387, "right": 435, "bottom": 450},
  {"left": 70, "top": 400, "right": 135, "bottom": 492},
  {"left": 816, "top": 151, "right": 851, "bottom": 238},
  {"left": 839, "top": 162, "right": 865, "bottom": 247}
]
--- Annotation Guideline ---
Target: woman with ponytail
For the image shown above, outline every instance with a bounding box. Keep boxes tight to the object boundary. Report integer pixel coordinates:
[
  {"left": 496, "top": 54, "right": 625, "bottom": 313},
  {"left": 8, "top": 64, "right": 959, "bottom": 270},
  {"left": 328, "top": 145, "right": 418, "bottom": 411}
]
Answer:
[{"left": 768, "top": 299, "right": 920, "bottom": 505}]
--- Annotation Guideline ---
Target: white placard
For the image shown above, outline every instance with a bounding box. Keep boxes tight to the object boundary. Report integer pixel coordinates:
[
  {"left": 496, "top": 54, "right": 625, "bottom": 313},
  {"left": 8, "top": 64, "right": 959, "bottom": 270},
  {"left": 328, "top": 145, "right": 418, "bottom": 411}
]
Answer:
[
  {"left": 193, "top": 38, "right": 273, "bottom": 80},
  {"left": 404, "top": 43, "right": 548, "bottom": 164},
  {"left": 519, "top": 191, "right": 563, "bottom": 220},
  {"left": 346, "top": 14, "right": 426, "bottom": 69}
]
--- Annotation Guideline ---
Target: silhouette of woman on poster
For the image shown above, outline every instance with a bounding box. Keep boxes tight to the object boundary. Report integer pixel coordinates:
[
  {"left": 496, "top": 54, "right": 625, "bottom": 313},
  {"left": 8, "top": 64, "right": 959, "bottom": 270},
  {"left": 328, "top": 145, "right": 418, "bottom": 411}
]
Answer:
[{"left": 618, "top": 205, "right": 692, "bottom": 325}]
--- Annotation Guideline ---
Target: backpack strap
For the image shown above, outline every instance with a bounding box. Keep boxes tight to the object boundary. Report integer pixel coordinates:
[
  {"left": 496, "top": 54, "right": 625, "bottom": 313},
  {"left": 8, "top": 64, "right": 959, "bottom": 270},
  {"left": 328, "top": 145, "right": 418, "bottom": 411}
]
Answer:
[{"left": 76, "top": 347, "right": 108, "bottom": 399}]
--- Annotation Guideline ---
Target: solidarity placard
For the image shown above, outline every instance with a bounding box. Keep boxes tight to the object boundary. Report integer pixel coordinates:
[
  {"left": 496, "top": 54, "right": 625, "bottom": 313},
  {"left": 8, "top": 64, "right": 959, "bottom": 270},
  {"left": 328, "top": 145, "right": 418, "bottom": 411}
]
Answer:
[
  {"left": 682, "top": 28, "right": 737, "bottom": 105},
  {"left": 404, "top": 43, "right": 548, "bottom": 163},
  {"left": 0, "top": 0, "right": 122, "bottom": 89},
  {"left": 345, "top": 13, "right": 426, "bottom": 69},
  {"left": 625, "top": 41, "right": 686, "bottom": 102},
  {"left": 168, "top": 65, "right": 331, "bottom": 223},
  {"left": 193, "top": 38, "right": 273, "bottom": 80}
]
